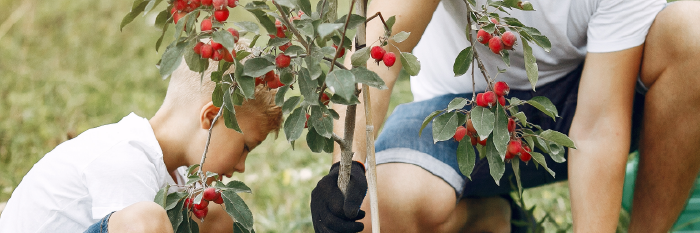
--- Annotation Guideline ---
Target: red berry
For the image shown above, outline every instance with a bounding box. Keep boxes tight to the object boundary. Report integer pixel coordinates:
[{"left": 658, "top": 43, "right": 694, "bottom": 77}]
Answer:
[
  {"left": 183, "top": 198, "right": 194, "bottom": 209},
  {"left": 213, "top": 0, "right": 226, "bottom": 9},
  {"left": 505, "top": 151, "right": 515, "bottom": 160},
  {"left": 201, "top": 18, "right": 212, "bottom": 31},
  {"left": 466, "top": 119, "right": 477, "bottom": 137},
  {"left": 193, "top": 42, "right": 204, "bottom": 55},
  {"left": 211, "top": 41, "right": 223, "bottom": 51},
  {"left": 507, "top": 118, "right": 516, "bottom": 132},
  {"left": 203, "top": 188, "right": 217, "bottom": 201},
  {"left": 498, "top": 95, "right": 506, "bottom": 106},
  {"left": 214, "top": 8, "right": 229, "bottom": 22},
  {"left": 478, "top": 137, "right": 487, "bottom": 146},
  {"left": 267, "top": 74, "right": 283, "bottom": 88},
  {"left": 186, "top": 2, "right": 199, "bottom": 12},
  {"left": 470, "top": 136, "right": 478, "bottom": 146},
  {"left": 194, "top": 198, "right": 209, "bottom": 210},
  {"left": 276, "top": 27, "right": 286, "bottom": 39},
  {"left": 502, "top": 31, "right": 517, "bottom": 47},
  {"left": 507, "top": 140, "right": 522, "bottom": 155},
  {"left": 476, "top": 93, "right": 487, "bottom": 107},
  {"left": 490, "top": 18, "right": 499, "bottom": 25},
  {"left": 200, "top": 44, "right": 213, "bottom": 58},
  {"left": 201, "top": 0, "right": 212, "bottom": 6},
  {"left": 454, "top": 126, "right": 467, "bottom": 142},
  {"left": 370, "top": 46, "right": 386, "bottom": 61},
  {"left": 279, "top": 42, "right": 291, "bottom": 52},
  {"left": 494, "top": 81, "right": 510, "bottom": 97},
  {"left": 333, "top": 44, "right": 345, "bottom": 58},
  {"left": 173, "top": 12, "right": 186, "bottom": 24},
  {"left": 483, "top": 91, "right": 497, "bottom": 107},
  {"left": 304, "top": 114, "right": 310, "bottom": 128},
  {"left": 275, "top": 19, "right": 288, "bottom": 30},
  {"left": 276, "top": 54, "right": 291, "bottom": 68},
  {"left": 213, "top": 50, "right": 224, "bottom": 61},
  {"left": 321, "top": 93, "right": 330, "bottom": 105},
  {"left": 193, "top": 207, "right": 208, "bottom": 219},
  {"left": 489, "top": 36, "right": 503, "bottom": 54},
  {"left": 175, "top": 0, "right": 187, "bottom": 11},
  {"left": 263, "top": 71, "right": 276, "bottom": 82},
  {"left": 223, "top": 49, "right": 235, "bottom": 62},
  {"left": 383, "top": 52, "right": 396, "bottom": 67},
  {"left": 255, "top": 77, "right": 265, "bottom": 86},
  {"left": 477, "top": 29, "right": 491, "bottom": 45},
  {"left": 227, "top": 0, "right": 237, "bottom": 8},
  {"left": 520, "top": 146, "right": 532, "bottom": 162},
  {"left": 227, "top": 28, "right": 240, "bottom": 43},
  {"left": 214, "top": 194, "right": 224, "bottom": 204}
]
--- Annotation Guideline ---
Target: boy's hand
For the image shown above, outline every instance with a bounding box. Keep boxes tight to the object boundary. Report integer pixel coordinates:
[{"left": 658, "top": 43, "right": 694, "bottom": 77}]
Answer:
[{"left": 311, "top": 161, "right": 367, "bottom": 233}]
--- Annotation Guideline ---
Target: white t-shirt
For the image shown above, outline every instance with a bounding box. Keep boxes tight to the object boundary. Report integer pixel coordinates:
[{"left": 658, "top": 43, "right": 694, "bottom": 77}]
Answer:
[
  {"left": 0, "top": 113, "right": 181, "bottom": 233},
  {"left": 410, "top": 0, "right": 666, "bottom": 101}
]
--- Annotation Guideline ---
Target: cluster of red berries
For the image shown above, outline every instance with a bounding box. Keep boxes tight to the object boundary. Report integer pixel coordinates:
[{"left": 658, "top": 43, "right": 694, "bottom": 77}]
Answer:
[
  {"left": 271, "top": 11, "right": 305, "bottom": 52},
  {"left": 255, "top": 71, "right": 285, "bottom": 89},
  {"left": 476, "top": 81, "right": 510, "bottom": 108},
  {"left": 184, "top": 187, "right": 224, "bottom": 219},
  {"left": 476, "top": 19, "right": 518, "bottom": 54},
  {"left": 193, "top": 34, "right": 238, "bottom": 62},
  {"left": 453, "top": 119, "right": 488, "bottom": 146},
  {"left": 303, "top": 93, "right": 331, "bottom": 128},
  {"left": 170, "top": 0, "right": 238, "bottom": 24},
  {"left": 506, "top": 137, "right": 531, "bottom": 162},
  {"left": 370, "top": 46, "right": 396, "bottom": 67}
]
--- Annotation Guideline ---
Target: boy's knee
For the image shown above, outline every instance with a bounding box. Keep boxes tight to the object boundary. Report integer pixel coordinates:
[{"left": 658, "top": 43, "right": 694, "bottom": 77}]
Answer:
[{"left": 108, "top": 201, "right": 173, "bottom": 233}]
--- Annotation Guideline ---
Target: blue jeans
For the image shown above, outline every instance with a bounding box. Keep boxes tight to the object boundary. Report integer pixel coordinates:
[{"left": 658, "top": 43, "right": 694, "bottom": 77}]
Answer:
[
  {"left": 84, "top": 211, "right": 114, "bottom": 233},
  {"left": 375, "top": 64, "right": 644, "bottom": 198}
]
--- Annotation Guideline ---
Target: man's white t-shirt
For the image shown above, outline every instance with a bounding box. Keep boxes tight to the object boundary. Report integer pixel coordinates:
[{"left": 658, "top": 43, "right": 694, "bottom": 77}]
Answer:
[
  {"left": 410, "top": 0, "right": 666, "bottom": 101},
  {"left": 0, "top": 113, "right": 182, "bottom": 233}
]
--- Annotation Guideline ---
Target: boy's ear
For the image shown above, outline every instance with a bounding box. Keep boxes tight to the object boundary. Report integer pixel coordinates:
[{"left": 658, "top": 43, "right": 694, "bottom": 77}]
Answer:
[{"left": 199, "top": 101, "right": 220, "bottom": 130}]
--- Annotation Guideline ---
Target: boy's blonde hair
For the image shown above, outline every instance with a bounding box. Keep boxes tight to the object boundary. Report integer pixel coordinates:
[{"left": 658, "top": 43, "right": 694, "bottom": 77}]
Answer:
[{"left": 164, "top": 41, "right": 282, "bottom": 135}]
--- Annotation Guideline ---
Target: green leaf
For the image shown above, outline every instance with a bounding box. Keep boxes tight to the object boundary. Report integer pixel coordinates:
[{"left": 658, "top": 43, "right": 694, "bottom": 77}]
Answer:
[
  {"left": 284, "top": 45, "right": 306, "bottom": 56},
  {"left": 317, "top": 23, "right": 343, "bottom": 38},
  {"left": 351, "top": 67, "right": 387, "bottom": 90},
  {"left": 457, "top": 138, "right": 477, "bottom": 180},
  {"left": 385, "top": 16, "right": 396, "bottom": 33},
  {"left": 501, "top": 50, "right": 510, "bottom": 67},
  {"left": 120, "top": 0, "right": 149, "bottom": 31},
  {"left": 186, "top": 164, "right": 200, "bottom": 175},
  {"left": 400, "top": 52, "right": 421, "bottom": 76},
  {"left": 335, "top": 14, "right": 366, "bottom": 30},
  {"left": 222, "top": 190, "right": 254, "bottom": 230},
  {"left": 234, "top": 222, "right": 252, "bottom": 233},
  {"left": 274, "top": 0, "right": 296, "bottom": 8},
  {"left": 284, "top": 107, "right": 307, "bottom": 142},
  {"left": 522, "top": 39, "right": 538, "bottom": 90},
  {"left": 419, "top": 110, "right": 443, "bottom": 137},
  {"left": 282, "top": 96, "right": 301, "bottom": 115},
  {"left": 298, "top": 69, "right": 319, "bottom": 105},
  {"left": 165, "top": 192, "right": 187, "bottom": 211},
  {"left": 188, "top": 217, "right": 199, "bottom": 233},
  {"left": 247, "top": 8, "right": 276, "bottom": 35},
  {"left": 243, "top": 57, "right": 275, "bottom": 77},
  {"left": 160, "top": 41, "right": 187, "bottom": 79},
  {"left": 471, "top": 106, "right": 495, "bottom": 140},
  {"left": 391, "top": 31, "right": 411, "bottom": 43},
  {"left": 175, "top": 210, "right": 190, "bottom": 233},
  {"left": 304, "top": 56, "right": 322, "bottom": 80},
  {"left": 528, "top": 96, "right": 559, "bottom": 119},
  {"left": 153, "top": 185, "right": 168, "bottom": 208},
  {"left": 155, "top": 21, "right": 170, "bottom": 52},
  {"left": 213, "top": 30, "right": 237, "bottom": 53},
  {"left": 512, "top": 159, "right": 523, "bottom": 195},
  {"left": 225, "top": 180, "right": 252, "bottom": 193},
  {"left": 453, "top": 46, "right": 474, "bottom": 77},
  {"left": 481, "top": 23, "right": 496, "bottom": 34},
  {"left": 548, "top": 142, "right": 566, "bottom": 163},
  {"left": 325, "top": 70, "right": 356, "bottom": 101},
  {"left": 532, "top": 35, "right": 551, "bottom": 52},
  {"left": 298, "top": 0, "right": 312, "bottom": 15},
  {"left": 307, "top": 127, "right": 330, "bottom": 153},
  {"left": 513, "top": 112, "right": 528, "bottom": 127},
  {"left": 447, "top": 98, "right": 468, "bottom": 112},
  {"left": 223, "top": 107, "right": 242, "bottom": 133},
  {"left": 268, "top": 37, "right": 291, "bottom": 47},
  {"left": 432, "top": 111, "right": 459, "bottom": 143},
  {"left": 539, "top": 130, "right": 576, "bottom": 149},
  {"left": 502, "top": 17, "right": 525, "bottom": 27},
  {"left": 154, "top": 9, "right": 170, "bottom": 29},
  {"left": 493, "top": 104, "right": 509, "bottom": 158},
  {"left": 234, "top": 21, "right": 260, "bottom": 35},
  {"left": 351, "top": 47, "right": 370, "bottom": 67},
  {"left": 310, "top": 105, "right": 333, "bottom": 138},
  {"left": 184, "top": 46, "right": 209, "bottom": 73},
  {"left": 293, "top": 19, "right": 315, "bottom": 37},
  {"left": 223, "top": 87, "right": 234, "bottom": 112},
  {"left": 485, "top": 134, "right": 505, "bottom": 185},
  {"left": 330, "top": 93, "right": 360, "bottom": 105},
  {"left": 167, "top": 201, "right": 184, "bottom": 232},
  {"left": 530, "top": 152, "right": 556, "bottom": 177},
  {"left": 275, "top": 85, "right": 289, "bottom": 106}
]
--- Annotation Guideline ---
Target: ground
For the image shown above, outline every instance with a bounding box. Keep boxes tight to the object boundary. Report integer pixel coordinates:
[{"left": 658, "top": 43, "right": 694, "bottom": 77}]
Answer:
[{"left": 0, "top": 0, "right": 639, "bottom": 232}]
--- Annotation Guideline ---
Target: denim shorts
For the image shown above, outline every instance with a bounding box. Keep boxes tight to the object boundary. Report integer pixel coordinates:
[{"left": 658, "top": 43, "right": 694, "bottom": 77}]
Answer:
[
  {"left": 375, "top": 64, "right": 646, "bottom": 198},
  {"left": 84, "top": 211, "right": 114, "bottom": 233}
]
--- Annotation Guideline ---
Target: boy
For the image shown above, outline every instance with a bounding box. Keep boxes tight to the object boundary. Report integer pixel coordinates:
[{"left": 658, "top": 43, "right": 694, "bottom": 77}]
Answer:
[{"left": 0, "top": 48, "right": 282, "bottom": 232}]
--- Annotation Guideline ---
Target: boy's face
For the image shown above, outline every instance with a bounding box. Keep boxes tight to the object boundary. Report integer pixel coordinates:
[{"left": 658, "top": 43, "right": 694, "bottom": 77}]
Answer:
[{"left": 201, "top": 113, "right": 268, "bottom": 178}]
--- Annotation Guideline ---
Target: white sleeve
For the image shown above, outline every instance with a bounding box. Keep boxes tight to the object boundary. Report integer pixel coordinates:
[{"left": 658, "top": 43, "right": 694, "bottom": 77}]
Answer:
[
  {"left": 84, "top": 142, "right": 162, "bottom": 220},
  {"left": 587, "top": 0, "right": 666, "bottom": 53}
]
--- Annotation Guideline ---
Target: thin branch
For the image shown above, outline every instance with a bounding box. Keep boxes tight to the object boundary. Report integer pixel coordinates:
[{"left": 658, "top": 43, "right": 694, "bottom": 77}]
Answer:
[
  {"left": 198, "top": 107, "right": 224, "bottom": 182},
  {"left": 364, "top": 12, "right": 389, "bottom": 31},
  {"left": 331, "top": 133, "right": 347, "bottom": 149},
  {"left": 328, "top": 0, "right": 357, "bottom": 74},
  {"left": 290, "top": 54, "right": 349, "bottom": 70},
  {"left": 272, "top": 1, "right": 310, "bottom": 50}
]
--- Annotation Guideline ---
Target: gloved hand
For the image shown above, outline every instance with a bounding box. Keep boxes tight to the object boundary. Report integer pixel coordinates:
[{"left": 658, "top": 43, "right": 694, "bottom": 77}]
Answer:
[{"left": 311, "top": 161, "right": 368, "bottom": 233}]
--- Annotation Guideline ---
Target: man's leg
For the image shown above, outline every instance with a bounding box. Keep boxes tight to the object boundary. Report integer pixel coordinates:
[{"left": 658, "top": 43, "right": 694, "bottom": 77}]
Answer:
[
  {"left": 358, "top": 163, "right": 511, "bottom": 233},
  {"left": 108, "top": 201, "right": 174, "bottom": 233},
  {"left": 631, "top": 2, "right": 700, "bottom": 232}
]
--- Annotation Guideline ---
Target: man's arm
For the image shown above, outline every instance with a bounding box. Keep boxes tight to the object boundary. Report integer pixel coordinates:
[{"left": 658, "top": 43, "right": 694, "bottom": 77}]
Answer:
[
  {"left": 568, "top": 45, "right": 643, "bottom": 231},
  {"left": 332, "top": 0, "right": 440, "bottom": 163}
]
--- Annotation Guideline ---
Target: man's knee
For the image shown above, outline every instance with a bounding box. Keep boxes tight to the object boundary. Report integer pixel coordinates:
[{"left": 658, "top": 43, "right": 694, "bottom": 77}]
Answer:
[{"left": 108, "top": 201, "right": 173, "bottom": 233}]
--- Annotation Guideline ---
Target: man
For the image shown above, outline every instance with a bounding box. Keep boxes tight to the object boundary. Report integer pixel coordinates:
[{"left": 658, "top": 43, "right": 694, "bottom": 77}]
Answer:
[{"left": 311, "top": 0, "right": 700, "bottom": 232}]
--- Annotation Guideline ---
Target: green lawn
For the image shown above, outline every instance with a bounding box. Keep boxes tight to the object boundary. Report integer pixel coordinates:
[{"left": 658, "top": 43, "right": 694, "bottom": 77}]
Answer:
[{"left": 0, "top": 0, "right": 631, "bottom": 232}]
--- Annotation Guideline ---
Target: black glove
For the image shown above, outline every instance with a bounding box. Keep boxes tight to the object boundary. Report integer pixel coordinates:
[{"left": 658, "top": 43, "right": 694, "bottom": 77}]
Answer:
[{"left": 311, "top": 161, "right": 368, "bottom": 233}]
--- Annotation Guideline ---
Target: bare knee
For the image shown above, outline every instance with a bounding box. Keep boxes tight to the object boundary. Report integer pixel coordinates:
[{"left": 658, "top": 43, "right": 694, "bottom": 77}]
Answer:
[{"left": 108, "top": 201, "right": 174, "bottom": 233}]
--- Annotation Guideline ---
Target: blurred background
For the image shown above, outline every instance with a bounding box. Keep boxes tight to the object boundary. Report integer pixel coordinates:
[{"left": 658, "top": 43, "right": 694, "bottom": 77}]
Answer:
[{"left": 0, "top": 0, "right": 639, "bottom": 232}]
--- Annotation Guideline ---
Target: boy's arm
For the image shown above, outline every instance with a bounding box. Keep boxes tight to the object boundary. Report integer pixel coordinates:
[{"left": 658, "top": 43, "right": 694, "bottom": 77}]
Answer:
[
  {"left": 332, "top": 0, "right": 440, "bottom": 163},
  {"left": 567, "top": 45, "right": 643, "bottom": 231}
]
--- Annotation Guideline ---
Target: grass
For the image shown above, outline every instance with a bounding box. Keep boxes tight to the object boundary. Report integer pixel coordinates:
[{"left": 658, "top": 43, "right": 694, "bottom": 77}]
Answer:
[{"left": 0, "top": 0, "right": 631, "bottom": 232}]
